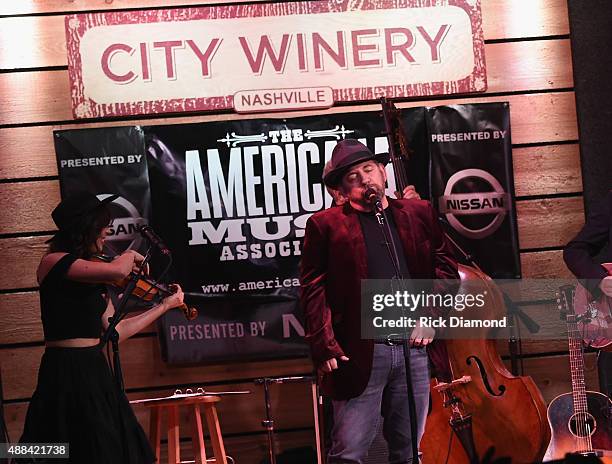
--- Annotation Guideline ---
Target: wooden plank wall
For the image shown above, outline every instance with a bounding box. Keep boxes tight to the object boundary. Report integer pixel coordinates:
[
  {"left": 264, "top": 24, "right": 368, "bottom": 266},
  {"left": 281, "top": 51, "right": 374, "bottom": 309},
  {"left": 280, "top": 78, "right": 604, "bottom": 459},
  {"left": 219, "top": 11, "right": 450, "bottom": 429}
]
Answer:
[{"left": 0, "top": 0, "right": 596, "bottom": 462}]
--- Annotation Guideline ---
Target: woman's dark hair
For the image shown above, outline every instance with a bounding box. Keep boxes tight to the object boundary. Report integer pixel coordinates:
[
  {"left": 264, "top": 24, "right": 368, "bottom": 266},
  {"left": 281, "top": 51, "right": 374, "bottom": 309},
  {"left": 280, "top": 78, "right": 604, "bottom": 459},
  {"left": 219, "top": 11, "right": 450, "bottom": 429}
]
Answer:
[{"left": 48, "top": 206, "right": 111, "bottom": 258}]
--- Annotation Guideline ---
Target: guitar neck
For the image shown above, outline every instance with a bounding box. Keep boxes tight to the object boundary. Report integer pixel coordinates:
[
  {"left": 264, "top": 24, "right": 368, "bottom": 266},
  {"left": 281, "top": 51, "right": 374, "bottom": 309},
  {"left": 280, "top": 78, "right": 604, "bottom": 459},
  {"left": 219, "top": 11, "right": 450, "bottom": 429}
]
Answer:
[
  {"left": 566, "top": 315, "right": 588, "bottom": 415},
  {"left": 556, "top": 284, "right": 598, "bottom": 454}
]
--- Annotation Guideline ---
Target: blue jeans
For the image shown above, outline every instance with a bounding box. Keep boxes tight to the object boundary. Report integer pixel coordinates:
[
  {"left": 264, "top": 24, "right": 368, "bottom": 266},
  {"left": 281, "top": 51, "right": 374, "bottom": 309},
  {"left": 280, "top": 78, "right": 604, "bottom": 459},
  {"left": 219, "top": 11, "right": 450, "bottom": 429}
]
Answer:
[{"left": 328, "top": 344, "right": 430, "bottom": 464}]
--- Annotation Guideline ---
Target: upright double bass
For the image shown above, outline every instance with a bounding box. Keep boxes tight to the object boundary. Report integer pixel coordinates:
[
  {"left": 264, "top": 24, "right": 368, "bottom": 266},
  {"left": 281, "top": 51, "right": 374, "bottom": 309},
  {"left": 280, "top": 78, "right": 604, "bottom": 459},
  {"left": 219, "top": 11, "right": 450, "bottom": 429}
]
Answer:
[{"left": 380, "top": 98, "right": 550, "bottom": 463}]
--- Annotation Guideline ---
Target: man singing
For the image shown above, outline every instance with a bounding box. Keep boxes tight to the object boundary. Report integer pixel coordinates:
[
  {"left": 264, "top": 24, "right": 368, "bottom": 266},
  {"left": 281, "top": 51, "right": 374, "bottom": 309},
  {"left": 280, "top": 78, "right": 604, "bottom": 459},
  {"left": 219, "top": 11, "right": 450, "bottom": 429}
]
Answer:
[{"left": 300, "top": 139, "right": 458, "bottom": 463}]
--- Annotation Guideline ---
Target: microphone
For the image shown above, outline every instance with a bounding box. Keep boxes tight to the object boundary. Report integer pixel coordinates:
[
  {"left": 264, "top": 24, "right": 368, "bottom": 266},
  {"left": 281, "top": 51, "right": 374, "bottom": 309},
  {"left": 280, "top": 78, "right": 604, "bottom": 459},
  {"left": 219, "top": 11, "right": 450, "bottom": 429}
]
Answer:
[
  {"left": 139, "top": 225, "right": 171, "bottom": 256},
  {"left": 364, "top": 187, "right": 384, "bottom": 212},
  {"left": 364, "top": 187, "right": 379, "bottom": 203}
]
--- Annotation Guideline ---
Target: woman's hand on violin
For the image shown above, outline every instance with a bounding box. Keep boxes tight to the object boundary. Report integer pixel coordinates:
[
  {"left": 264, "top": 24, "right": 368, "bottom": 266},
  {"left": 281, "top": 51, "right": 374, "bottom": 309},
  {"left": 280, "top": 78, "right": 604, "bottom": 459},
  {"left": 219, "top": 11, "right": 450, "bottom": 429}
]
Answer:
[
  {"left": 112, "top": 284, "right": 185, "bottom": 342},
  {"left": 132, "top": 261, "right": 149, "bottom": 275},
  {"left": 117, "top": 249, "right": 143, "bottom": 263},
  {"left": 120, "top": 250, "right": 149, "bottom": 275},
  {"left": 162, "top": 284, "right": 184, "bottom": 311},
  {"left": 126, "top": 249, "right": 144, "bottom": 261}
]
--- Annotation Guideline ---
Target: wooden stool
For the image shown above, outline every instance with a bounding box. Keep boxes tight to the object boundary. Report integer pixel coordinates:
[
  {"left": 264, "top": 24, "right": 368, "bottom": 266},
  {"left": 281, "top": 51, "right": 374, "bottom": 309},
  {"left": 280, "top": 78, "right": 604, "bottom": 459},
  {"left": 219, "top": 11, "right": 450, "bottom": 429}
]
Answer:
[{"left": 133, "top": 395, "right": 227, "bottom": 464}]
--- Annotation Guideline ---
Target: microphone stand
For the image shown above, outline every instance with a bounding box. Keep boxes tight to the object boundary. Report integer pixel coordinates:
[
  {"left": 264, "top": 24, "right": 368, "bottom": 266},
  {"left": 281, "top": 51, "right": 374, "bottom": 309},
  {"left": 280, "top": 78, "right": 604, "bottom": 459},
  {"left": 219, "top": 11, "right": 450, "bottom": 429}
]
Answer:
[
  {"left": 100, "top": 246, "right": 153, "bottom": 392},
  {"left": 254, "top": 376, "right": 318, "bottom": 464},
  {"left": 372, "top": 197, "right": 420, "bottom": 464}
]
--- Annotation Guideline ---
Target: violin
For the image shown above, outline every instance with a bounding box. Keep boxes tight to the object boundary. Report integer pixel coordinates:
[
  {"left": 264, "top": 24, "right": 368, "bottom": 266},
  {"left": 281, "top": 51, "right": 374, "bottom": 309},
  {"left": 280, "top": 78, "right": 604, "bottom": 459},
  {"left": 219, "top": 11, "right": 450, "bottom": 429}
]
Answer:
[
  {"left": 92, "top": 254, "right": 198, "bottom": 321},
  {"left": 380, "top": 97, "right": 550, "bottom": 463}
]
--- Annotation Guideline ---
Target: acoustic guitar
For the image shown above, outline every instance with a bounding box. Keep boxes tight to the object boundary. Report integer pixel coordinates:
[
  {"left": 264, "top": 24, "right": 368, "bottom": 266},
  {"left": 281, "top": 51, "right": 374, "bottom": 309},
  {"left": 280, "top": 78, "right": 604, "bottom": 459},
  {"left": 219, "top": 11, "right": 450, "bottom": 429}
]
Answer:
[{"left": 546, "top": 285, "right": 611, "bottom": 459}]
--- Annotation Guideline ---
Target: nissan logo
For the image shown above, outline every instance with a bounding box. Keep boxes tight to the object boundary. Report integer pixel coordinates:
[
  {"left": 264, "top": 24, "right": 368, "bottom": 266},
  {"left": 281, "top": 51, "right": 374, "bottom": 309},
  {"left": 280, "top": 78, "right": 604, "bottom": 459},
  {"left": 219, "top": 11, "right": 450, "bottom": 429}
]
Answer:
[
  {"left": 438, "top": 169, "right": 509, "bottom": 239},
  {"left": 98, "top": 194, "right": 148, "bottom": 251}
]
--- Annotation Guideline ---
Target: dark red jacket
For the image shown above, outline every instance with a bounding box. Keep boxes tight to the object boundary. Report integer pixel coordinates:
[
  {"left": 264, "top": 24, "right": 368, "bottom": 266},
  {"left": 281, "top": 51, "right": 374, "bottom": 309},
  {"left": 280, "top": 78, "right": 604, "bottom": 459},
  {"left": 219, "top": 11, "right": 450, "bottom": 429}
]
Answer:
[{"left": 300, "top": 198, "right": 459, "bottom": 400}]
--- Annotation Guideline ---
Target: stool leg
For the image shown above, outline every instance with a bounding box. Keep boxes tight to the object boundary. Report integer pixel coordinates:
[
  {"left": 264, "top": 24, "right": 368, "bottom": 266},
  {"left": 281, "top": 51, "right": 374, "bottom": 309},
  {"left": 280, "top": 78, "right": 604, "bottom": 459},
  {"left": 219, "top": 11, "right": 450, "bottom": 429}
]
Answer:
[
  {"left": 190, "top": 404, "right": 207, "bottom": 464},
  {"left": 204, "top": 404, "right": 227, "bottom": 464},
  {"left": 149, "top": 407, "right": 162, "bottom": 460},
  {"left": 167, "top": 405, "right": 181, "bottom": 464}
]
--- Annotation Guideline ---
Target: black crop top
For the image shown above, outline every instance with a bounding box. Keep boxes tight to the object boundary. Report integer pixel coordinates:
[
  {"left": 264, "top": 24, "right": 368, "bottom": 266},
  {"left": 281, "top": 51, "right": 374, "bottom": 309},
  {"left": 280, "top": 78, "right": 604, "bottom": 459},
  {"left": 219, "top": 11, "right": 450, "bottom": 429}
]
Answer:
[{"left": 39, "top": 253, "right": 107, "bottom": 341}]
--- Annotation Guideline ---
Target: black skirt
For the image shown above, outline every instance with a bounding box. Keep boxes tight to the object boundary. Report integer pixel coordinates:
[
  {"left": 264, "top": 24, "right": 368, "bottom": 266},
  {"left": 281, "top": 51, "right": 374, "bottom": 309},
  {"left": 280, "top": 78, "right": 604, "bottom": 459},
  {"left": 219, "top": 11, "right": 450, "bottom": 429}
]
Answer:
[{"left": 19, "top": 345, "right": 155, "bottom": 464}]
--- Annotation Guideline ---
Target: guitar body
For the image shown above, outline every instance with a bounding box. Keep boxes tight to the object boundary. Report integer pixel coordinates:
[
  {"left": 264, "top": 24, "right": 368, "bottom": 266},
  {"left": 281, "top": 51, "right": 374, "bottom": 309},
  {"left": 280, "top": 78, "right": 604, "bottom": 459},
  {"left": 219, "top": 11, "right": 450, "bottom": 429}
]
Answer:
[
  {"left": 574, "top": 263, "right": 612, "bottom": 351},
  {"left": 546, "top": 391, "right": 612, "bottom": 458}
]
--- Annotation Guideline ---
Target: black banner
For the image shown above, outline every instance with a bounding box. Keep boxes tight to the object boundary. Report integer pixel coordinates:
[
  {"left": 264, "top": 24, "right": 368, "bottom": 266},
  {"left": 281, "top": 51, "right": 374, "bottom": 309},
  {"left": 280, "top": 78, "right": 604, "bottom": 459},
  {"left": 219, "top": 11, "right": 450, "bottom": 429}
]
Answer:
[
  {"left": 145, "top": 110, "right": 427, "bottom": 363},
  {"left": 426, "top": 102, "right": 520, "bottom": 278},
  {"left": 53, "top": 104, "right": 519, "bottom": 364},
  {"left": 54, "top": 126, "right": 150, "bottom": 254}
]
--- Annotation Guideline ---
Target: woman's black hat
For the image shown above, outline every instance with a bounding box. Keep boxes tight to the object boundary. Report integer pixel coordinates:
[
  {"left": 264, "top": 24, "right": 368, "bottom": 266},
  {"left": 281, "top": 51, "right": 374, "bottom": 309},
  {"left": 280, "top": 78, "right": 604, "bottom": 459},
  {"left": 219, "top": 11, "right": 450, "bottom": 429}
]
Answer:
[{"left": 46, "top": 191, "right": 118, "bottom": 243}]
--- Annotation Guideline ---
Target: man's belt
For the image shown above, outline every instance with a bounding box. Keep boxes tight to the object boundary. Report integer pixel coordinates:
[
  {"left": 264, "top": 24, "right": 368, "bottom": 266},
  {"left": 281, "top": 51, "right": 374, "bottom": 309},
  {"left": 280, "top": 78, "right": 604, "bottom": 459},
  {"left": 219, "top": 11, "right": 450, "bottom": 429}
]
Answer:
[{"left": 373, "top": 334, "right": 404, "bottom": 346}]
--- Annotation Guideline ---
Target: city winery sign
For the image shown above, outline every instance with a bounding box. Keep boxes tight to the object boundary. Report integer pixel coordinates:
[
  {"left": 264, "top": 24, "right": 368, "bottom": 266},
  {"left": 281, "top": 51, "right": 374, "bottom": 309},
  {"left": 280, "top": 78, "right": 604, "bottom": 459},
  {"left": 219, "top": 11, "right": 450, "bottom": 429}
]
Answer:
[{"left": 65, "top": 0, "right": 486, "bottom": 118}]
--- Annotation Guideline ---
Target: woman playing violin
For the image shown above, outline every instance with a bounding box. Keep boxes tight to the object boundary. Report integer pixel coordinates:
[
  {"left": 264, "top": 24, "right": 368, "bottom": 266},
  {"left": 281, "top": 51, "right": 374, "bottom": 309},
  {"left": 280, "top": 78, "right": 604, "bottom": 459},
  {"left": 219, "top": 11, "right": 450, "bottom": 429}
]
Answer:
[{"left": 19, "top": 191, "right": 184, "bottom": 463}]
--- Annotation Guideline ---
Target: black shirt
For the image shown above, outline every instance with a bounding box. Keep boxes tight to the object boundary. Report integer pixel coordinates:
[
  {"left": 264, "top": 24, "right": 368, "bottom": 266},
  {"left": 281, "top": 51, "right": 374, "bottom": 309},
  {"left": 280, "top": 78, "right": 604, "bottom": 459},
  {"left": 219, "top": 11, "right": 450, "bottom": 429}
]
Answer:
[
  {"left": 357, "top": 208, "right": 411, "bottom": 279},
  {"left": 39, "top": 253, "right": 106, "bottom": 341}
]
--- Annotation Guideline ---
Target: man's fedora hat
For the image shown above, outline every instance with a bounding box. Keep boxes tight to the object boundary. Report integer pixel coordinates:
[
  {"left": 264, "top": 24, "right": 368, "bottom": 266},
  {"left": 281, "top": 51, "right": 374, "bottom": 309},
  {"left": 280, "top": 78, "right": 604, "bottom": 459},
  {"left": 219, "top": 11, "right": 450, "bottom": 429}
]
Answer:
[
  {"left": 46, "top": 191, "right": 118, "bottom": 243},
  {"left": 323, "top": 139, "right": 389, "bottom": 187}
]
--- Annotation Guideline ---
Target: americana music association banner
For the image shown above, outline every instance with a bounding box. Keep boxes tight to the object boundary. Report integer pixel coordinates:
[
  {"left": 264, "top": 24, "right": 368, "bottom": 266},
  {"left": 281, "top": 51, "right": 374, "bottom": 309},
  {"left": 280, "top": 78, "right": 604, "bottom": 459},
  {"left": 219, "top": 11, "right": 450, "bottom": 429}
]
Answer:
[
  {"left": 54, "top": 104, "right": 518, "bottom": 364},
  {"left": 144, "top": 110, "right": 427, "bottom": 363}
]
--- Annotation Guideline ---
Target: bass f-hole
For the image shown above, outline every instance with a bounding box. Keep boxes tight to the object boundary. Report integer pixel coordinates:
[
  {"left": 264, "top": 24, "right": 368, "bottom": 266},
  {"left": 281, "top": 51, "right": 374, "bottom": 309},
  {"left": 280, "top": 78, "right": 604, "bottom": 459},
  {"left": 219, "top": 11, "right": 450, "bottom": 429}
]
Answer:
[{"left": 466, "top": 355, "right": 506, "bottom": 397}]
